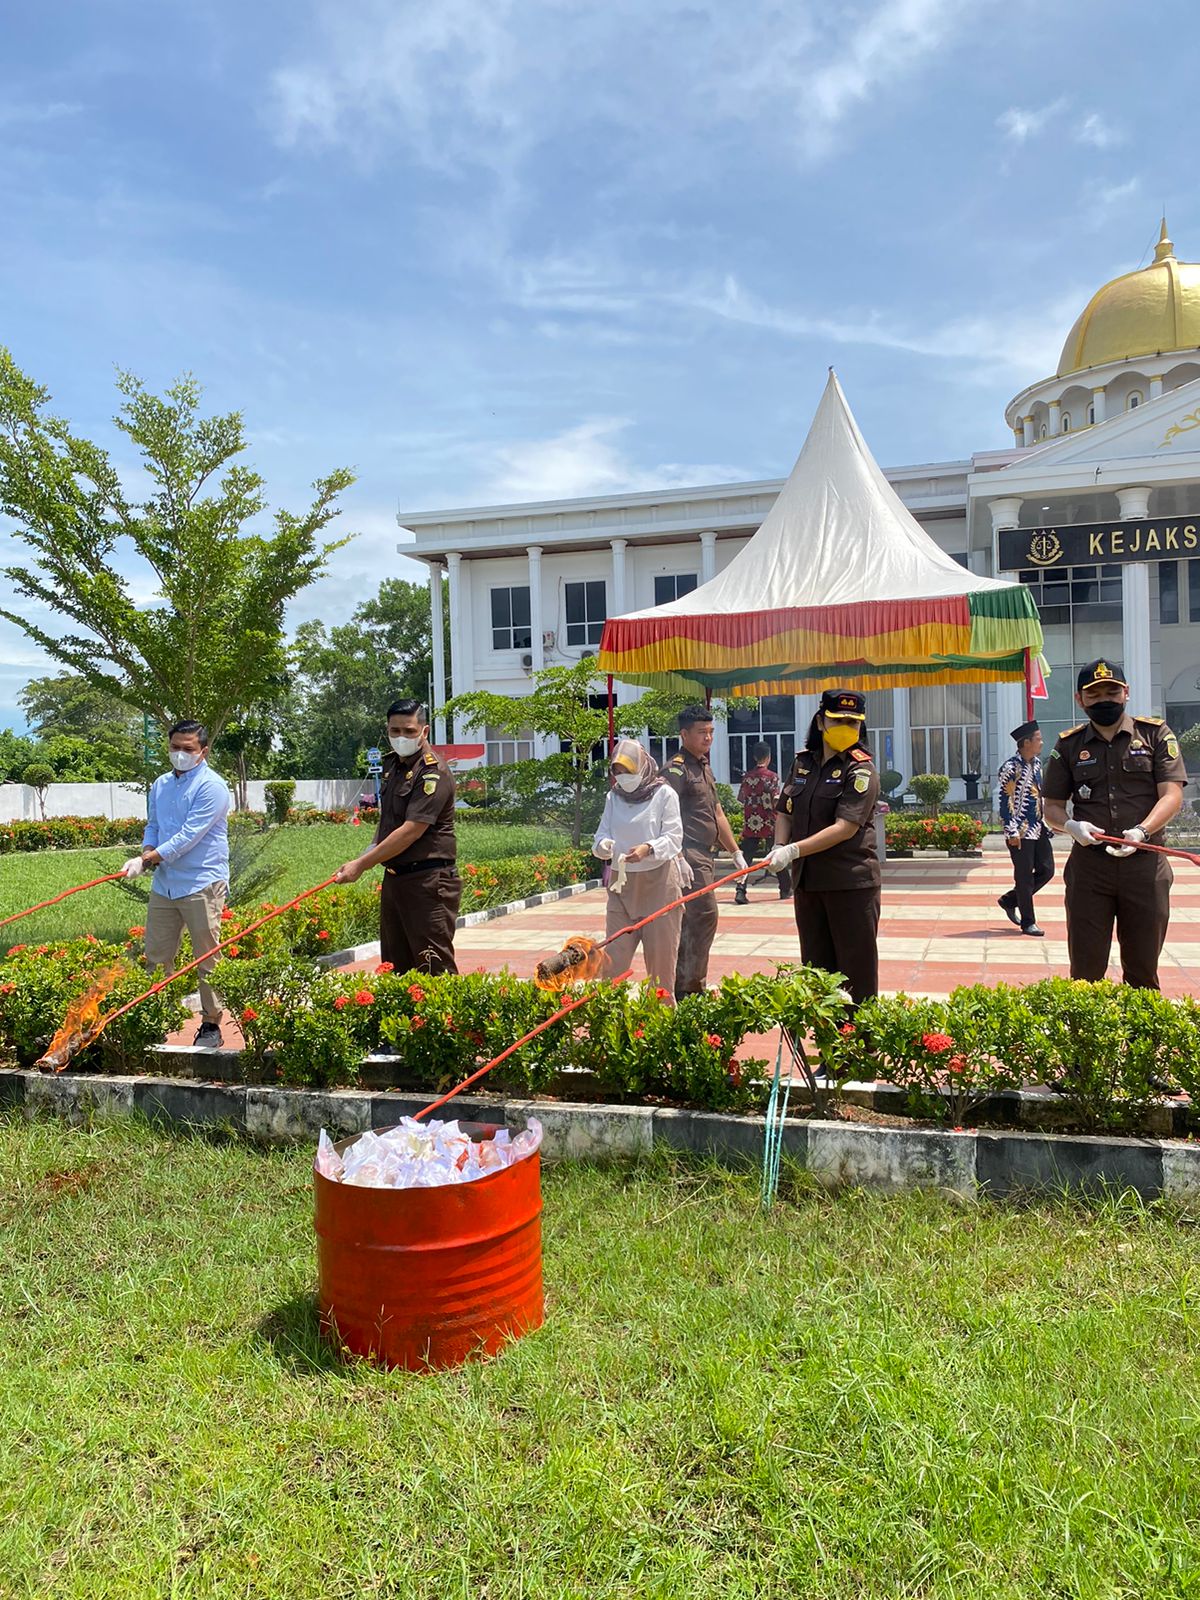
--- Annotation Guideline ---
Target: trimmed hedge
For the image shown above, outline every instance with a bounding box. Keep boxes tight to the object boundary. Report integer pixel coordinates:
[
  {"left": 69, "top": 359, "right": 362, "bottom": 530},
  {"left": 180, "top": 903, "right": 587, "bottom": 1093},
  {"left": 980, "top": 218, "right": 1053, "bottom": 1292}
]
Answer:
[{"left": 884, "top": 811, "right": 988, "bottom": 852}]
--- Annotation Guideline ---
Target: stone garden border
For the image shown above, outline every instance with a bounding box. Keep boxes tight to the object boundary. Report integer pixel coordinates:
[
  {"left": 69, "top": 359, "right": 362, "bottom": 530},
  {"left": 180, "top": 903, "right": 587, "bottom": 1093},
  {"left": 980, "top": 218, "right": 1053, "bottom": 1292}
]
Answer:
[
  {"left": 4, "top": 1066, "right": 1199, "bottom": 1206},
  {"left": 314, "top": 877, "right": 603, "bottom": 969}
]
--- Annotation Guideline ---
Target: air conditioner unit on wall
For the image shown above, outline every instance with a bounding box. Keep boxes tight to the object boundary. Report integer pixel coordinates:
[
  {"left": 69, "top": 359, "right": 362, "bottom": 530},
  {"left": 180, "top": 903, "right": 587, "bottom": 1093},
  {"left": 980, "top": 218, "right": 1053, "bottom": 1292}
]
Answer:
[{"left": 521, "top": 653, "right": 534, "bottom": 669}]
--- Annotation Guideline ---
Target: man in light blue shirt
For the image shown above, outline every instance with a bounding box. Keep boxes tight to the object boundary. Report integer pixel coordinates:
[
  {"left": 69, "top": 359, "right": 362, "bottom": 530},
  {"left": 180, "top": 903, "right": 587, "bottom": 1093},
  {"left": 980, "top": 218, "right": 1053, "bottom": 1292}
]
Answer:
[{"left": 123, "top": 720, "right": 232, "bottom": 1047}]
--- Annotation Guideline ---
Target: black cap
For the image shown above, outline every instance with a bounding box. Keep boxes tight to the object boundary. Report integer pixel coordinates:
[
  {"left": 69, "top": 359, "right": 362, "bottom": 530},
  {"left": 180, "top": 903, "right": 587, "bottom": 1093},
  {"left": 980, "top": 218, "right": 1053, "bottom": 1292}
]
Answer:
[
  {"left": 819, "top": 688, "right": 866, "bottom": 718},
  {"left": 1077, "top": 658, "right": 1128, "bottom": 693},
  {"left": 1010, "top": 719, "right": 1039, "bottom": 744}
]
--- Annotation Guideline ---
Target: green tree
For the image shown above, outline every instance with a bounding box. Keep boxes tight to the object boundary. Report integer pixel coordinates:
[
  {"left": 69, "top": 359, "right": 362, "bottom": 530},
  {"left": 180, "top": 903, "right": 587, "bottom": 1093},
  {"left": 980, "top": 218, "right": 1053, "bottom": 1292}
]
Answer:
[
  {"left": 22, "top": 760, "right": 54, "bottom": 818},
  {"left": 443, "top": 660, "right": 609, "bottom": 846},
  {"left": 0, "top": 351, "right": 354, "bottom": 741},
  {"left": 0, "top": 729, "right": 38, "bottom": 783},
  {"left": 282, "top": 576, "right": 449, "bottom": 778},
  {"left": 18, "top": 671, "right": 142, "bottom": 781}
]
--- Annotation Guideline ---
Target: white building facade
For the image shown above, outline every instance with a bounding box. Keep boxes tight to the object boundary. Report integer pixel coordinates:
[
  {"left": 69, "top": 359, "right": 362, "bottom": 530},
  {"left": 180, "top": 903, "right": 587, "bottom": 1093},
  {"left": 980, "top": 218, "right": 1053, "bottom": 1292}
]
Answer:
[{"left": 401, "top": 223, "right": 1200, "bottom": 800}]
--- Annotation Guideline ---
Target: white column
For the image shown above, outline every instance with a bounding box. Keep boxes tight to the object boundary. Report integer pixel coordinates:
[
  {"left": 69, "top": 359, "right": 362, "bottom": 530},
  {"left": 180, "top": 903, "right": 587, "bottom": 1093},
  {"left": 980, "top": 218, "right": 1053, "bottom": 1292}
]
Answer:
[
  {"left": 891, "top": 688, "right": 910, "bottom": 785},
  {"left": 445, "top": 551, "right": 463, "bottom": 740},
  {"left": 1150, "top": 375, "right": 1164, "bottom": 401},
  {"left": 528, "top": 546, "right": 544, "bottom": 671},
  {"left": 1047, "top": 399, "right": 1062, "bottom": 436},
  {"left": 429, "top": 562, "right": 447, "bottom": 743},
  {"left": 711, "top": 704, "right": 731, "bottom": 786},
  {"left": 700, "top": 529, "right": 716, "bottom": 583},
  {"left": 1092, "top": 386, "right": 1107, "bottom": 424},
  {"left": 1013, "top": 427, "right": 1024, "bottom": 448},
  {"left": 1117, "top": 487, "right": 1153, "bottom": 702},
  {"left": 1022, "top": 415, "right": 1035, "bottom": 447},
  {"left": 610, "top": 537, "right": 627, "bottom": 614}
]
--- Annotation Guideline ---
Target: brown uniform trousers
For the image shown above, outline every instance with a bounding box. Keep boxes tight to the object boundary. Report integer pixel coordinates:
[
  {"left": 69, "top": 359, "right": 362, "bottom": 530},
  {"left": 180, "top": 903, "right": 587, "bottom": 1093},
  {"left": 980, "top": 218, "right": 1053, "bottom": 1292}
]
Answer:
[
  {"left": 674, "top": 848, "right": 718, "bottom": 998},
  {"left": 380, "top": 864, "right": 462, "bottom": 976},
  {"left": 793, "top": 887, "right": 881, "bottom": 1008},
  {"left": 604, "top": 858, "right": 684, "bottom": 993},
  {"left": 1043, "top": 714, "right": 1186, "bottom": 989}
]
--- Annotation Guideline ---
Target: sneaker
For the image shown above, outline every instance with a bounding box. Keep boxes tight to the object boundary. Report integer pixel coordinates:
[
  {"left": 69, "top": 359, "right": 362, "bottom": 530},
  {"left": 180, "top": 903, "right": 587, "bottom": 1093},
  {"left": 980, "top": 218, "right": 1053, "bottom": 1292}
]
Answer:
[
  {"left": 1021, "top": 923, "right": 1045, "bottom": 938},
  {"left": 998, "top": 897, "right": 1020, "bottom": 927},
  {"left": 734, "top": 889, "right": 748, "bottom": 905},
  {"left": 194, "top": 1021, "right": 224, "bottom": 1048}
]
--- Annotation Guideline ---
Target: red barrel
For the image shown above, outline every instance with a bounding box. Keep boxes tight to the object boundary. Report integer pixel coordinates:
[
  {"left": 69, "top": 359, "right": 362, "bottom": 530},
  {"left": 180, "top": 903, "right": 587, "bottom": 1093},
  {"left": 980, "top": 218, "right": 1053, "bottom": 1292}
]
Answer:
[{"left": 314, "top": 1122, "right": 544, "bottom": 1371}]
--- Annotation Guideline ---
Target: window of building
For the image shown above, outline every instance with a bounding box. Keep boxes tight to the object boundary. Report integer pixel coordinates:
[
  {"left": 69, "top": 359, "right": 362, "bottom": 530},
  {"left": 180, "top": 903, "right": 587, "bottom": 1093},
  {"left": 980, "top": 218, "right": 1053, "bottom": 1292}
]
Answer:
[
  {"left": 490, "top": 585, "right": 532, "bottom": 652},
  {"left": 1128, "top": 392, "right": 1142, "bottom": 410},
  {"left": 1039, "top": 425, "right": 1048, "bottom": 440},
  {"left": 654, "top": 573, "right": 698, "bottom": 606},
  {"left": 484, "top": 724, "right": 535, "bottom": 767},
  {"left": 1161, "top": 561, "right": 1180, "bottom": 626},
  {"left": 727, "top": 696, "right": 800, "bottom": 785},
  {"left": 1087, "top": 403, "right": 1096, "bottom": 425},
  {"left": 909, "top": 683, "right": 982, "bottom": 779},
  {"left": 564, "top": 580, "right": 607, "bottom": 647},
  {"left": 1190, "top": 560, "right": 1200, "bottom": 623},
  {"left": 949, "top": 551, "right": 969, "bottom": 569},
  {"left": 1061, "top": 413, "right": 1072, "bottom": 433}
]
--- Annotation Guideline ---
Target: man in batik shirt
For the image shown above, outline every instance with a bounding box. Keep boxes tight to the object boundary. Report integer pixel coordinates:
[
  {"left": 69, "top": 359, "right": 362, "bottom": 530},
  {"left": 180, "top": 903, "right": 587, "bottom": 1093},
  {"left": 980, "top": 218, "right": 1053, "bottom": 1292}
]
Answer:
[{"left": 735, "top": 742, "right": 789, "bottom": 903}]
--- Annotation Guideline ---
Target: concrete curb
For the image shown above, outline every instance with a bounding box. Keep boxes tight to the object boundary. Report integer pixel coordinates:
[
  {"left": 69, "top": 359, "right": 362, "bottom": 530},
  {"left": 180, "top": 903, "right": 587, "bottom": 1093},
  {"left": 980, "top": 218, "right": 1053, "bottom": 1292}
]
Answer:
[
  {"left": 5, "top": 1067, "right": 1199, "bottom": 1204},
  {"left": 315, "top": 878, "right": 603, "bottom": 969}
]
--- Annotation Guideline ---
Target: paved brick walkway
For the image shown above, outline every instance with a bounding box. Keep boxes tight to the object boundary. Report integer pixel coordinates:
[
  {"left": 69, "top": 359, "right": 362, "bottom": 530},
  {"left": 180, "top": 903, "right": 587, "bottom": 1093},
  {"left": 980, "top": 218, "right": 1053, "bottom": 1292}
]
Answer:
[{"left": 171, "top": 847, "right": 1200, "bottom": 1048}]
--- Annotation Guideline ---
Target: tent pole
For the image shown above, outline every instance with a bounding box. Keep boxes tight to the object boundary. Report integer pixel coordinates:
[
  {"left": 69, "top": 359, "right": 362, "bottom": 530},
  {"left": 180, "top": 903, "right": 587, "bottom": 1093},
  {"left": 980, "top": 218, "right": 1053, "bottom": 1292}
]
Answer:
[
  {"left": 704, "top": 688, "right": 712, "bottom": 711},
  {"left": 1024, "top": 650, "right": 1034, "bottom": 721},
  {"left": 607, "top": 675, "right": 615, "bottom": 756}
]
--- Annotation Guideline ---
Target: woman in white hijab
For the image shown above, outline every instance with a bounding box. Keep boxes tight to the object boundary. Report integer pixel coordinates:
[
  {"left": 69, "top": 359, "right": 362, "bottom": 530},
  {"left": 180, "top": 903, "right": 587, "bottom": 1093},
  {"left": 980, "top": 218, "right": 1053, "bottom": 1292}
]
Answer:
[{"left": 592, "top": 739, "right": 686, "bottom": 995}]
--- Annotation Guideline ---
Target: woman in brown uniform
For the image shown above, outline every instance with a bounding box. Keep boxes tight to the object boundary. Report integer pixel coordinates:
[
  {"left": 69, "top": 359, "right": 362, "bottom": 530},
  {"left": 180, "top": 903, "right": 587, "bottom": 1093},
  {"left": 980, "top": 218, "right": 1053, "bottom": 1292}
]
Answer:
[{"left": 765, "top": 688, "right": 881, "bottom": 1005}]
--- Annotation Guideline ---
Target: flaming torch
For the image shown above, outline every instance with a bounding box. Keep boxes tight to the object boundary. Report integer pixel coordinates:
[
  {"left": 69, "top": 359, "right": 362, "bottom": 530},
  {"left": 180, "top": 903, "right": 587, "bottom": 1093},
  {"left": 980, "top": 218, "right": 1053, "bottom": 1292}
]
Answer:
[
  {"left": 533, "top": 936, "right": 610, "bottom": 992},
  {"left": 36, "top": 965, "right": 126, "bottom": 1072}
]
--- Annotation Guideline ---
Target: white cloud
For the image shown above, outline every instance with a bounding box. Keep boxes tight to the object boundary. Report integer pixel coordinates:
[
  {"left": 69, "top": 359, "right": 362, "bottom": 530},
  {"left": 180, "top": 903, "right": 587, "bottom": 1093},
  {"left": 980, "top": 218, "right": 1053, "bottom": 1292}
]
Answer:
[
  {"left": 0, "top": 100, "right": 83, "bottom": 131},
  {"left": 476, "top": 418, "right": 749, "bottom": 503},
  {"left": 1076, "top": 111, "right": 1123, "bottom": 149},
  {"left": 1078, "top": 176, "right": 1140, "bottom": 230},
  {"left": 997, "top": 97, "right": 1066, "bottom": 143},
  {"left": 266, "top": 0, "right": 984, "bottom": 173}
]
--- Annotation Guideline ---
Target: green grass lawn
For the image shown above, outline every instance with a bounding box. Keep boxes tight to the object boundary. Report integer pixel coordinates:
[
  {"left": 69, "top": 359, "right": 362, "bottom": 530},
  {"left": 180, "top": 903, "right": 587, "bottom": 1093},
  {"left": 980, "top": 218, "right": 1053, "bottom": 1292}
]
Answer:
[
  {"left": 4, "top": 1118, "right": 1200, "bottom": 1599},
  {"left": 0, "top": 819, "right": 571, "bottom": 951}
]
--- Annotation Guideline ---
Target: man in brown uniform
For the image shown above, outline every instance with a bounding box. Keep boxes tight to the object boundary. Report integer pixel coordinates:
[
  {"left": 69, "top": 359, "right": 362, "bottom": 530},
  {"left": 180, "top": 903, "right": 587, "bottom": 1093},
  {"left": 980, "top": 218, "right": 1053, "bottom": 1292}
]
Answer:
[
  {"left": 333, "top": 699, "right": 461, "bottom": 974},
  {"left": 765, "top": 689, "right": 882, "bottom": 1005},
  {"left": 1042, "top": 659, "right": 1186, "bottom": 988},
  {"left": 661, "top": 705, "right": 745, "bottom": 998}
]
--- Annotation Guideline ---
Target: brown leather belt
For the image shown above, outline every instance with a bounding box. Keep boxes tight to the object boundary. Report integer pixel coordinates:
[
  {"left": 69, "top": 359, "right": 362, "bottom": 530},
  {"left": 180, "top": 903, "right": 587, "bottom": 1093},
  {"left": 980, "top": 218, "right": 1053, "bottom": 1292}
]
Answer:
[{"left": 384, "top": 858, "right": 455, "bottom": 877}]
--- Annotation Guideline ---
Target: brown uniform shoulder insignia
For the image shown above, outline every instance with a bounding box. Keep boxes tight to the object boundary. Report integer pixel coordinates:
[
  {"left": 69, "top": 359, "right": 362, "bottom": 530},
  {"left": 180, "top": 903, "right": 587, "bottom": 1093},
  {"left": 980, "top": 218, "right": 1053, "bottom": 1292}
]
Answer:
[
  {"left": 423, "top": 751, "right": 439, "bottom": 764},
  {"left": 849, "top": 748, "right": 873, "bottom": 764},
  {"left": 1134, "top": 716, "right": 1164, "bottom": 727},
  {"left": 1060, "top": 723, "right": 1085, "bottom": 737}
]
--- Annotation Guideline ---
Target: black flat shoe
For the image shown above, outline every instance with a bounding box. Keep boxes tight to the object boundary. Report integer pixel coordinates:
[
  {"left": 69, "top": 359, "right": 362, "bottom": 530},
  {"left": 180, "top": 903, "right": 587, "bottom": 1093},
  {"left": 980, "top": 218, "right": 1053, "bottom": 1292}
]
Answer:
[
  {"left": 998, "top": 897, "right": 1020, "bottom": 927},
  {"left": 1021, "top": 923, "right": 1045, "bottom": 937}
]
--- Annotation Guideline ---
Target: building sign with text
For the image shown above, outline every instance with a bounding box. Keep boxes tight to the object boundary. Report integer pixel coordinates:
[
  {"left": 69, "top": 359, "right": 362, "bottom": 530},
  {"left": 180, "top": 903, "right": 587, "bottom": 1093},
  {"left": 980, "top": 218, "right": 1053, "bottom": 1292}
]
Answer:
[{"left": 998, "top": 519, "right": 1200, "bottom": 572}]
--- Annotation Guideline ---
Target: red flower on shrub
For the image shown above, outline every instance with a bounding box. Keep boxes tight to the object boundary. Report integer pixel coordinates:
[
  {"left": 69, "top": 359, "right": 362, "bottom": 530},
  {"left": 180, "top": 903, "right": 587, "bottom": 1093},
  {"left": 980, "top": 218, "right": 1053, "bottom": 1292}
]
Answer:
[
  {"left": 0, "top": 983, "right": 15, "bottom": 996},
  {"left": 466, "top": 864, "right": 478, "bottom": 876},
  {"left": 411, "top": 1015, "right": 425, "bottom": 1030},
  {"left": 408, "top": 984, "right": 425, "bottom": 1003},
  {"left": 316, "top": 930, "right": 330, "bottom": 940},
  {"left": 706, "top": 1033, "right": 723, "bottom": 1049},
  {"left": 128, "top": 926, "right": 145, "bottom": 938},
  {"left": 7, "top": 945, "right": 25, "bottom": 955},
  {"left": 947, "top": 1054, "right": 967, "bottom": 1075},
  {"left": 655, "top": 987, "right": 670, "bottom": 1001},
  {"left": 227, "top": 944, "right": 241, "bottom": 957},
  {"left": 221, "top": 909, "right": 235, "bottom": 922},
  {"left": 241, "top": 1007, "right": 259, "bottom": 1022},
  {"left": 839, "top": 1023, "right": 856, "bottom": 1036},
  {"left": 375, "top": 962, "right": 394, "bottom": 975},
  {"left": 921, "top": 1032, "right": 955, "bottom": 1054},
  {"left": 333, "top": 995, "right": 350, "bottom": 1011},
  {"left": 354, "top": 989, "right": 375, "bottom": 1006},
  {"left": 634, "top": 1027, "right": 645, "bottom": 1040}
]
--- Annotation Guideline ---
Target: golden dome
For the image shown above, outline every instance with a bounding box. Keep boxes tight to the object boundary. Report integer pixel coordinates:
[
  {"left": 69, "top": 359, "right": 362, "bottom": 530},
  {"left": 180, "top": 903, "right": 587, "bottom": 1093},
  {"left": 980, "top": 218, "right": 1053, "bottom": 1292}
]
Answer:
[{"left": 1056, "top": 220, "right": 1200, "bottom": 378}]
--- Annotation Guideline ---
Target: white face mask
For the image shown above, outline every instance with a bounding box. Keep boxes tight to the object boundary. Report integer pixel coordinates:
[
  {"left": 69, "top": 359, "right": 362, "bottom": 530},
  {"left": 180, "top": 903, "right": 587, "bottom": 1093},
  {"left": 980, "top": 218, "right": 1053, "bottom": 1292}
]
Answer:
[
  {"left": 389, "top": 735, "right": 422, "bottom": 757},
  {"left": 169, "top": 749, "right": 202, "bottom": 772},
  {"left": 615, "top": 772, "right": 642, "bottom": 792}
]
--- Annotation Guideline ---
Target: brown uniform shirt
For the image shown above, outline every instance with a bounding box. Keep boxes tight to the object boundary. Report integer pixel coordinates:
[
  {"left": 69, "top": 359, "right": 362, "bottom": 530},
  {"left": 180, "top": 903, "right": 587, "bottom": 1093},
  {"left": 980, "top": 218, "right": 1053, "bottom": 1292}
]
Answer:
[
  {"left": 777, "top": 746, "right": 881, "bottom": 890},
  {"left": 661, "top": 749, "right": 720, "bottom": 854},
  {"left": 376, "top": 748, "right": 458, "bottom": 864},
  {"left": 1042, "top": 714, "right": 1186, "bottom": 845}
]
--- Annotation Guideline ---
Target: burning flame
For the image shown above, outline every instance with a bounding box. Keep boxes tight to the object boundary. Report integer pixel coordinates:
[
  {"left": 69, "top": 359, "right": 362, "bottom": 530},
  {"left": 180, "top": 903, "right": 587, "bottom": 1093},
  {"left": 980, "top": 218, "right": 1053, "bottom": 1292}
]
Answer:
[
  {"left": 534, "top": 935, "right": 609, "bottom": 993},
  {"left": 36, "top": 964, "right": 125, "bottom": 1072}
]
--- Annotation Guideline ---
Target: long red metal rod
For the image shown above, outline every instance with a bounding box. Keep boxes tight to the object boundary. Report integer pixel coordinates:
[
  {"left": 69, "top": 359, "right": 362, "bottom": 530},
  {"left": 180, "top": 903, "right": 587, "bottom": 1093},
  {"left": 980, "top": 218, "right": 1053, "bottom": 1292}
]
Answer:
[
  {"left": 0, "top": 872, "right": 127, "bottom": 929},
  {"left": 413, "top": 968, "right": 635, "bottom": 1123},
  {"left": 1093, "top": 833, "right": 1200, "bottom": 866},
  {"left": 93, "top": 874, "right": 342, "bottom": 1036}
]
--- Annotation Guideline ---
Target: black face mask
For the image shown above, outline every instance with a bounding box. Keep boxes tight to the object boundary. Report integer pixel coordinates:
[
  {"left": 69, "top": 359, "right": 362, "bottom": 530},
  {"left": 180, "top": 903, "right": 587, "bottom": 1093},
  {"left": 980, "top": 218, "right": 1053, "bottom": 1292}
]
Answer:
[{"left": 1087, "top": 700, "right": 1124, "bottom": 727}]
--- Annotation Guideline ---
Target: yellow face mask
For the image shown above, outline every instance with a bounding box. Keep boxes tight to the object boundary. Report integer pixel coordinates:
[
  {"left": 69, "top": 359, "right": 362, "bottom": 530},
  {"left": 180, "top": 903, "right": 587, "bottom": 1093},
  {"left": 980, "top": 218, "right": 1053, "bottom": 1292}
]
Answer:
[{"left": 823, "top": 721, "right": 861, "bottom": 752}]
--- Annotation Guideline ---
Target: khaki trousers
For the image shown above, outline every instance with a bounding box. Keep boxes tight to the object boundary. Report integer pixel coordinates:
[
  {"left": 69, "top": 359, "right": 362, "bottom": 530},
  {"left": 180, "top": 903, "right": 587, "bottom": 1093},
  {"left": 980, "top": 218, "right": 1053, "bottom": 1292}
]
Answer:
[
  {"left": 604, "top": 858, "right": 683, "bottom": 994},
  {"left": 674, "top": 849, "right": 718, "bottom": 998},
  {"left": 144, "top": 881, "right": 227, "bottom": 1023}
]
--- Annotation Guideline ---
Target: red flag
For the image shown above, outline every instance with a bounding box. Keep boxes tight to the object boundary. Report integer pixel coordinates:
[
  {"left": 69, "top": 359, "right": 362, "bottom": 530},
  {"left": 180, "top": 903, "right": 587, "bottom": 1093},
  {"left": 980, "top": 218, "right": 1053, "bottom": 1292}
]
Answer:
[{"left": 1029, "top": 654, "right": 1049, "bottom": 700}]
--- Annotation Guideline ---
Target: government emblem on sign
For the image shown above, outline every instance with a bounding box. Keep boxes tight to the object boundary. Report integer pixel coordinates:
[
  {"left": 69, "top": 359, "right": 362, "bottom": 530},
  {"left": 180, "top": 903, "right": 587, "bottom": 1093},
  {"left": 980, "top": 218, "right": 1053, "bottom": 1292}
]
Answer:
[{"left": 1028, "top": 530, "right": 1063, "bottom": 566}]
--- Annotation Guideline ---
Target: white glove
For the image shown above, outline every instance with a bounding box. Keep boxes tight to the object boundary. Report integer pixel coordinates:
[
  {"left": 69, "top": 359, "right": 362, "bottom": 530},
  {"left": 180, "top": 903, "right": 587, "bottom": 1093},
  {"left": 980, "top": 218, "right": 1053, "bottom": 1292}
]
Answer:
[
  {"left": 122, "top": 855, "right": 146, "bottom": 878},
  {"left": 1106, "top": 825, "right": 1147, "bottom": 859},
  {"left": 594, "top": 837, "right": 615, "bottom": 860},
  {"left": 732, "top": 851, "right": 748, "bottom": 872},
  {"left": 676, "top": 855, "right": 694, "bottom": 888},
  {"left": 766, "top": 843, "right": 800, "bottom": 873},
  {"left": 1064, "top": 819, "right": 1102, "bottom": 847},
  {"left": 609, "top": 854, "right": 628, "bottom": 895}
]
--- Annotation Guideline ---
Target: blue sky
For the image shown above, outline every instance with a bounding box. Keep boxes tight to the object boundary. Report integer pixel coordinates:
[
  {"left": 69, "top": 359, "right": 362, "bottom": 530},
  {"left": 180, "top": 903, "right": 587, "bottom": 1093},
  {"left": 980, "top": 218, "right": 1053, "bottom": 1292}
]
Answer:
[{"left": 2, "top": 0, "right": 1197, "bottom": 729}]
